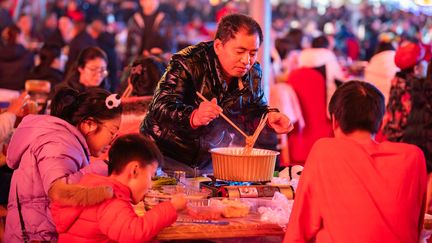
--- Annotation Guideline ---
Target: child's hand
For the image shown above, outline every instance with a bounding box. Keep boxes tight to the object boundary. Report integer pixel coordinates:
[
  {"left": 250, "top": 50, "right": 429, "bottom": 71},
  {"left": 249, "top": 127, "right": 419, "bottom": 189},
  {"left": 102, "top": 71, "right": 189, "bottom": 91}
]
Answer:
[{"left": 170, "top": 194, "right": 187, "bottom": 211}]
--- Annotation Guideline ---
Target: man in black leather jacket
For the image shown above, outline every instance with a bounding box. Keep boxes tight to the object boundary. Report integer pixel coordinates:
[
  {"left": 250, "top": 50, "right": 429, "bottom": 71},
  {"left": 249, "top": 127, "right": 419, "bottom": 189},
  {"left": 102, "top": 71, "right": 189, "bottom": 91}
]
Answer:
[{"left": 141, "top": 14, "right": 292, "bottom": 176}]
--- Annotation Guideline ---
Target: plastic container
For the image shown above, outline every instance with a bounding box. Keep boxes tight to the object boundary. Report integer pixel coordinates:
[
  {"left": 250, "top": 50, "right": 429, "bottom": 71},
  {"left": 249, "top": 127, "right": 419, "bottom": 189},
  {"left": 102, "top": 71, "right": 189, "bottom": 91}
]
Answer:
[
  {"left": 161, "top": 185, "right": 211, "bottom": 199},
  {"left": 210, "top": 147, "right": 279, "bottom": 182},
  {"left": 210, "top": 198, "right": 252, "bottom": 218},
  {"left": 233, "top": 198, "right": 277, "bottom": 213},
  {"left": 187, "top": 199, "right": 223, "bottom": 220},
  {"left": 144, "top": 185, "right": 212, "bottom": 210}
]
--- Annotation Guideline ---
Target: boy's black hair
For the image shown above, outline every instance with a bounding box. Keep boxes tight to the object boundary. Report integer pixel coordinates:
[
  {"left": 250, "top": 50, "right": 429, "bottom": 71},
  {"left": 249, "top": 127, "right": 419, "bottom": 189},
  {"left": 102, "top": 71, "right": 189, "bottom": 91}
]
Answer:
[
  {"left": 108, "top": 134, "right": 164, "bottom": 175},
  {"left": 329, "top": 81, "right": 385, "bottom": 134}
]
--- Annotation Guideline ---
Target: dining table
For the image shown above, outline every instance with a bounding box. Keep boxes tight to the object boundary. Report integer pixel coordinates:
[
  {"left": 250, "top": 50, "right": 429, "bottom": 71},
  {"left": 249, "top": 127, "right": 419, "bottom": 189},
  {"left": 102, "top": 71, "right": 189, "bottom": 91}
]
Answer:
[{"left": 156, "top": 211, "right": 285, "bottom": 241}]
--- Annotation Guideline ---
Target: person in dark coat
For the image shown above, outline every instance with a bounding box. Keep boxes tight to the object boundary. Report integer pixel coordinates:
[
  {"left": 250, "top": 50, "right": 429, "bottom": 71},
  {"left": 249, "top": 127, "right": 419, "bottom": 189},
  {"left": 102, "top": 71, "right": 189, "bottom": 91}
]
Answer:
[
  {"left": 26, "top": 44, "right": 64, "bottom": 90},
  {"left": 59, "top": 46, "right": 109, "bottom": 92},
  {"left": 45, "top": 16, "right": 74, "bottom": 48},
  {"left": 381, "top": 42, "right": 429, "bottom": 142},
  {"left": 141, "top": 14, "right": 293, "bottom": 176},
  {"left": 0, "top": 25, "right": 34, "bottom": 90},
  {"left": 0, "top": 0, "right": 12, "bottom": 33},
  {"left": 64, "top": 21, "right": 98, "bottom": 74},
  {"left": 125, "top": 0, "right": 172, "bottom": 63},
  {"left": 87, "top": 17, "right": 121, "bottom": 92},
  {"left": 403, "top": 61, "right": 432, "bottom": 173},
  {"left": 38, "top": 13, "right": 59, "bottom": 43}
]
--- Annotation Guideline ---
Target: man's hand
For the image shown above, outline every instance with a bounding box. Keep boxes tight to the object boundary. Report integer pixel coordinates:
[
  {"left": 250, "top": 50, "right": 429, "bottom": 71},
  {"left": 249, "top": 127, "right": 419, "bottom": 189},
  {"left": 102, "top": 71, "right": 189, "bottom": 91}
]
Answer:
[
  {"left": 267, "top": 112, "right": 294, "bottom": 134},
  {"left": 191, "top": 98, "right": 222, "bottom": 127}
]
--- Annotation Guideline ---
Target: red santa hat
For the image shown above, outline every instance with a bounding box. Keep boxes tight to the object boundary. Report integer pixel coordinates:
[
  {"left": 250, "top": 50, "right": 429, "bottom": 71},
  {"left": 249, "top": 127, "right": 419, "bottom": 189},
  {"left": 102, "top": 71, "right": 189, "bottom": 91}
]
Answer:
[{"left": 394, "top": 42, "right": 427, "bottom": 70}]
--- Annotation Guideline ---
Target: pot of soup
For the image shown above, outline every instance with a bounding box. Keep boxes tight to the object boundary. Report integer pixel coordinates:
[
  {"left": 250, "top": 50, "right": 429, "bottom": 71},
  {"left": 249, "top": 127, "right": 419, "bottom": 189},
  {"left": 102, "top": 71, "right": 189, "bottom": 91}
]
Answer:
[{"left": 210, "top": 147, "right": 279, "bottom": 182}]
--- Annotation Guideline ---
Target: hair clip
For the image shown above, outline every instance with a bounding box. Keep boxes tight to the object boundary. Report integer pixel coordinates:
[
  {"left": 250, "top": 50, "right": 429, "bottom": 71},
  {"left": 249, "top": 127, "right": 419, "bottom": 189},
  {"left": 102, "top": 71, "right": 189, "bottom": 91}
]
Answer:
[
  {"left": 131, "top": 64, "right": 143, "bottom": 75},
  {"left": 105, "top": 94, "right": 121, "bottom": 109}
]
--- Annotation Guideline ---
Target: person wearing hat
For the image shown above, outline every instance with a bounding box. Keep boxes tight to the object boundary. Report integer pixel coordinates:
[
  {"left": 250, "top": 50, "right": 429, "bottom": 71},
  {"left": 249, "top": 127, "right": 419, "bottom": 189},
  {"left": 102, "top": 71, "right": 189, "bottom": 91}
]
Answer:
[{"left": 381, "top": 41, "right": 430, "bottom": 142}]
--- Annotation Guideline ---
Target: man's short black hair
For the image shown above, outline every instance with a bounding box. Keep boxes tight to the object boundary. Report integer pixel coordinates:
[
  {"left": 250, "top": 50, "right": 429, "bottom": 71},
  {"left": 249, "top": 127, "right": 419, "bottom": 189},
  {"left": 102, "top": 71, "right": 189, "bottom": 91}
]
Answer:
[
  {"left": 215, "top": 13, "right": 263, "bottom": 45},
  {"left": 329, "top": 81, "right": 385, "bottom": 134},
  {"left": 108, "top": 134, "right": 164, "bottom": 175}
]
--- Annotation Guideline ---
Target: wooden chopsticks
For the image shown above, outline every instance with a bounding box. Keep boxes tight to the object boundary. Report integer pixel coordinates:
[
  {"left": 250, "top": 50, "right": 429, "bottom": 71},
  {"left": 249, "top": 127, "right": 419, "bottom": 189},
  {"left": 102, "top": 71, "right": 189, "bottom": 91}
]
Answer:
[
  {"left": 247, "top": 113, "right": 268, "bottom": 149},
  {"left": 195, "top": 92, "right": 248, "bottom": 138}
]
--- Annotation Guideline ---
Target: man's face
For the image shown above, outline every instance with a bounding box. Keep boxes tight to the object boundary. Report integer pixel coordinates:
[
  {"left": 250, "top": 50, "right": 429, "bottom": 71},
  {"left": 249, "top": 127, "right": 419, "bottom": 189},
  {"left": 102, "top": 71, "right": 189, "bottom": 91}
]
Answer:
[{"left": 214, "top": 30, "right": 260, "bottom": 79}]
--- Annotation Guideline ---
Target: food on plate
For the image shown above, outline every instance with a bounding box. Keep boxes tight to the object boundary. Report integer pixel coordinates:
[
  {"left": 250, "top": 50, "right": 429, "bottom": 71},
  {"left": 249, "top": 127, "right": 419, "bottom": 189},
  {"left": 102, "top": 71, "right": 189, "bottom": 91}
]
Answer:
[{"left": 219, "top": 199, "right": 250, "bottom": 218}]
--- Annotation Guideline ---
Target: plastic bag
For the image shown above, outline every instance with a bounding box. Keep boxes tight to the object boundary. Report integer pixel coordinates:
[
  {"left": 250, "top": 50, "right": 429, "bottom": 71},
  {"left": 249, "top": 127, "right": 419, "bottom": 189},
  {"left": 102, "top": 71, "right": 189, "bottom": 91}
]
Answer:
[{"left": 257, "top": 192, "right": 293, "bottom": 230}]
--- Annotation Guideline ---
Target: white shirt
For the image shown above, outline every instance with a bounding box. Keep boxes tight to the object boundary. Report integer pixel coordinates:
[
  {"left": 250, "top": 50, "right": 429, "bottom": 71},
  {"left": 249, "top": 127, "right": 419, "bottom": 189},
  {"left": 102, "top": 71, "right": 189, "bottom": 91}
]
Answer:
[{"left": 364, "top": 50, "right": 399, "bottom": 105}]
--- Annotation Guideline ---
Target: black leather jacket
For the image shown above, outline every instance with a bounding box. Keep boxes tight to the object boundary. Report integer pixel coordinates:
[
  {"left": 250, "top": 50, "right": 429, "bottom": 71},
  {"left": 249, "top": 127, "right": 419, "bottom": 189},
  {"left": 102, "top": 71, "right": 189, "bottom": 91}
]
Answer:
[{"left": 141, "top": 41, "right": 277, "bottom": 168}]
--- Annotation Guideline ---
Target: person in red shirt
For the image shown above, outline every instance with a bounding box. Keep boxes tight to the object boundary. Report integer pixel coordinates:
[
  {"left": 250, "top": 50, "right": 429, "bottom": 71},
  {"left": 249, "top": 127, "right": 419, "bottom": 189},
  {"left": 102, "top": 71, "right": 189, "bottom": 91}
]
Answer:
[
  {"left": 51, "top": 134, "right": 187, "bottom": 243},
  {"left": 284, "top": 81, "right": 427, "bottom": 243}
]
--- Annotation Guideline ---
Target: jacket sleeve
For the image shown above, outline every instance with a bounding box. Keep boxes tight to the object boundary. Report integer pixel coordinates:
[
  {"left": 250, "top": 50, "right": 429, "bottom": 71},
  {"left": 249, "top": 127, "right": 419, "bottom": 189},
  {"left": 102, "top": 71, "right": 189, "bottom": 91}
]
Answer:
[
  {"left": 147, "top": 58, "right": 196, "bottom": 131},
  {"left": 284, "top": 142, "right": 323, "bottom": 242},
  {"left": 36, "top": 141, "right": 107, "bottom": 194},
  {"left": 98, "top": 200, "right": 177, "bottom": 243}
]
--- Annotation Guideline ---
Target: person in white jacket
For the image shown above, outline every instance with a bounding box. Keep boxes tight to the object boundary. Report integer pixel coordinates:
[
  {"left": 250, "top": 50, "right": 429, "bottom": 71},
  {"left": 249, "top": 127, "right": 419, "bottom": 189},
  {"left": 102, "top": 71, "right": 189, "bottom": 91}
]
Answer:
[{"left": 365, "top": 41, "right": 399, "bottom": 105}]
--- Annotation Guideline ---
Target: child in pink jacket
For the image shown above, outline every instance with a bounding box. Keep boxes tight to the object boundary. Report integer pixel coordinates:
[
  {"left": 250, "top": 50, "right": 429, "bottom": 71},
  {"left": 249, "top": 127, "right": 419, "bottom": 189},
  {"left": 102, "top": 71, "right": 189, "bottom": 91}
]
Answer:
[{"left": 51, "top": 134, "right": 187, "bottom": 243}]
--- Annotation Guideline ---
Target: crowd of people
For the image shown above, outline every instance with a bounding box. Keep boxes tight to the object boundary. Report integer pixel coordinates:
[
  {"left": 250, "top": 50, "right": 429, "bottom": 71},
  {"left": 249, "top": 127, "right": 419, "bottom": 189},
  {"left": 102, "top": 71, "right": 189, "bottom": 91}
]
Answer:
[
  {"left": 0, "top": 0, "right": 430, "bottom": 92},
  {"left": 0, "top": 0, "right": 431, "bottom": 242}
]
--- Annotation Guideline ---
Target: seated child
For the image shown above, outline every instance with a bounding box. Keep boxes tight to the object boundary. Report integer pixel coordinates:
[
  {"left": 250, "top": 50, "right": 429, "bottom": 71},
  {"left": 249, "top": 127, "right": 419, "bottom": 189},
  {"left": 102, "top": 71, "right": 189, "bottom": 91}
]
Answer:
[{"left": 51, "top": 133, "right": 186, "bottom": 243}]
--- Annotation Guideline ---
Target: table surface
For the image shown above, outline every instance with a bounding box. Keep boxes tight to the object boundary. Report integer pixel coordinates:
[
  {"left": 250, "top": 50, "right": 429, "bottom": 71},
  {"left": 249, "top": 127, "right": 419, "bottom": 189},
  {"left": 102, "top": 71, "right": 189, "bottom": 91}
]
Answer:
[{"left": 156, "top": 212, "right": 285, "bottom": 240}]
